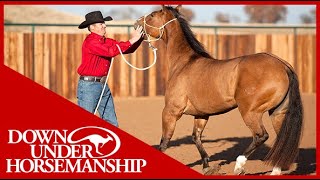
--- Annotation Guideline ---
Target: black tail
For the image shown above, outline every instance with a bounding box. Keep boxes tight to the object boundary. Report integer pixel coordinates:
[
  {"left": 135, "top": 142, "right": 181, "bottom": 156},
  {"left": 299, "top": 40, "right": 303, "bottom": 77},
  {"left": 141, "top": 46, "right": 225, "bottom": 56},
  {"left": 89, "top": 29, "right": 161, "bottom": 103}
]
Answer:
[{"left": 265, "top": 68, "right": 303, "bottom": 168}]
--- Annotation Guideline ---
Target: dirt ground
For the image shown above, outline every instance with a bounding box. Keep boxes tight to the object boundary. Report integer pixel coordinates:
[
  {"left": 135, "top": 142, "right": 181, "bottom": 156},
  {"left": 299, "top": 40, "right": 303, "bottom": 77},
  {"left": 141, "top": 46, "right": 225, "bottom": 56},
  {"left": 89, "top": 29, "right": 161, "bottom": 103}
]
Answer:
[{"left": 113, "top": 93, "right": 316, "bottom": 176}]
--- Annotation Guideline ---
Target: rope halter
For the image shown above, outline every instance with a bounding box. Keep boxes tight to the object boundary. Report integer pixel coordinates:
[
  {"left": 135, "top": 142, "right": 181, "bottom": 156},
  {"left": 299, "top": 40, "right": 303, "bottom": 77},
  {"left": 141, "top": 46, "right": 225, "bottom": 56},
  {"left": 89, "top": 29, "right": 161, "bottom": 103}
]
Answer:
[
  {"left": 137, "top": 14, "right": 177, "bottom": 48},
  {"left": 94, "top": 14, "right": 177, "bottom": 114},
  {"left": 114, "top": 14, "right": 177, "bottom": 72}
]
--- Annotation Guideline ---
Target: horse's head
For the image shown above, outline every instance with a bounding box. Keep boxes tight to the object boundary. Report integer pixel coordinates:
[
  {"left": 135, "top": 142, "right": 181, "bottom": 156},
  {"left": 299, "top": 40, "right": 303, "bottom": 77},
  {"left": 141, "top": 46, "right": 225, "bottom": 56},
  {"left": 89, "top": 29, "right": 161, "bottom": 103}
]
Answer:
[{"left": 134, "top": 5, "right": 182, "bottom": 40}]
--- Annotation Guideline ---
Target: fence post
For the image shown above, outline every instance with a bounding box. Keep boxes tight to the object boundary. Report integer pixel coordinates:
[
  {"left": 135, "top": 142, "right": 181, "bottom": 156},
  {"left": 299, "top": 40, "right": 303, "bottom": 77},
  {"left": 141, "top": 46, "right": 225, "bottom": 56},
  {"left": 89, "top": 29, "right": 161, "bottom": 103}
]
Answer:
[
  {"left": 127, "top": 25, "right": 132, "bottom": 95},
  {"left": 293, "top": 27, "right": 297, "bottom": 70},
  {"left": 32, "top": 25, "right": 35, "bottom": 81},
  {"left": 214, "top": 27, "right": 218, "bottom": 58}
]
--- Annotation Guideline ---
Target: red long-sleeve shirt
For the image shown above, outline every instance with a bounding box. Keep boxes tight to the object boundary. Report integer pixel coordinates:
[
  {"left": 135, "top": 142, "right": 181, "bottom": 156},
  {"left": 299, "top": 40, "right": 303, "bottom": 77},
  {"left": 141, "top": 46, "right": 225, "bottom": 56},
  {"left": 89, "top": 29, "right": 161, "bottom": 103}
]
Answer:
[{"left": 77, "top": 32, "right": 132, "bottom": 77}]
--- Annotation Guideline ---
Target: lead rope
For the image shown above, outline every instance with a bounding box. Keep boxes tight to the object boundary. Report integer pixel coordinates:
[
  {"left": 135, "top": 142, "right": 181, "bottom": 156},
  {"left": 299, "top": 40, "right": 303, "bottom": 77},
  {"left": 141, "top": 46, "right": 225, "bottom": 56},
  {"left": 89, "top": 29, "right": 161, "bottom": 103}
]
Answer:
[
  {"left": 115, "top": 43, "right": 158, "bottom": 71},
  {"left": 94, "top": 15, "right": 177, "bottom": 116},
  {"left": 93, "top": 44, "right": 157, "bottom": 115},
  {"left": 116, "top": 14, "right": 177, "bottom": 71}
]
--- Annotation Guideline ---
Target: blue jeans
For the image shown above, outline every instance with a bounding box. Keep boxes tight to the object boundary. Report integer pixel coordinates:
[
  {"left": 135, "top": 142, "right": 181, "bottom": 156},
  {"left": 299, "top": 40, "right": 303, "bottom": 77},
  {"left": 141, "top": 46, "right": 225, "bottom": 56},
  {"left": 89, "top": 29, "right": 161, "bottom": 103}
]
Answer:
[{"left": 77, "top": 79, "right": 118, "bottom": 127}]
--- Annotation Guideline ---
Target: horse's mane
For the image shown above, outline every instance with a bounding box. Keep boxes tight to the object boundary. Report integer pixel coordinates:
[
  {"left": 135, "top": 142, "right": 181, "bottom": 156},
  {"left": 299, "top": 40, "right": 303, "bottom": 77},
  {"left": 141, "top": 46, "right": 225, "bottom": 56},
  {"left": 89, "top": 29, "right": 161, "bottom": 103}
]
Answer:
[{"left": 166, "top": 6, "right": 213, "bottom": 59}]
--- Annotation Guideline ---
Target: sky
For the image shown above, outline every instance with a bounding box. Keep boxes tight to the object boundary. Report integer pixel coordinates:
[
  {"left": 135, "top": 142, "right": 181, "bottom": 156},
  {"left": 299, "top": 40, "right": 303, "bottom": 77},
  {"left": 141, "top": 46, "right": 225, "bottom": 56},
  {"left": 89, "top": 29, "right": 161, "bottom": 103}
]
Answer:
[{"left": 42, "top": 4, "right": 316, "bottom": 24}]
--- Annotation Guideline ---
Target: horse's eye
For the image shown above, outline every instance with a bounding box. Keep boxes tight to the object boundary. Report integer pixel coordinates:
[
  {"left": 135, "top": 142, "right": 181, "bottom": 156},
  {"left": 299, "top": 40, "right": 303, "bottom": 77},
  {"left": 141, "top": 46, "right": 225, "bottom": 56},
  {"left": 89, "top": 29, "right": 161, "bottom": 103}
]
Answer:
[{"left": 150, "top": 13, "right": 154, "bottom": 17}]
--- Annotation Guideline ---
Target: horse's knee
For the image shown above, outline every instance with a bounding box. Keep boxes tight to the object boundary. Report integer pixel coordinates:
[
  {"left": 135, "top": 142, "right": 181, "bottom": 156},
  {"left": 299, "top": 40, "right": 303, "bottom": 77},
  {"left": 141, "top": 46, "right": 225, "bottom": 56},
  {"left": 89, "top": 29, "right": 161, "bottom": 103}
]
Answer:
[
  {"left": 161, "top": 106, "right": 184, "bottom": 139},
  {"left": 162, "top": 103, "right": 185, "bottom": 119},
  {"left": 262, "top": 132, "right": 269, "bottom": 142}
]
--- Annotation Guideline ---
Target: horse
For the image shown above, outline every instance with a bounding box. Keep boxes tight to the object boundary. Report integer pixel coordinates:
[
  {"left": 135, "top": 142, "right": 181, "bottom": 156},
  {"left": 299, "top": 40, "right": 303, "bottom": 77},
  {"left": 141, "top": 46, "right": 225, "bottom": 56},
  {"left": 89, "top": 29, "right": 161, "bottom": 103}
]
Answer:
[{"left": 134, "top": 5, "right": 303, "bottom": 175}]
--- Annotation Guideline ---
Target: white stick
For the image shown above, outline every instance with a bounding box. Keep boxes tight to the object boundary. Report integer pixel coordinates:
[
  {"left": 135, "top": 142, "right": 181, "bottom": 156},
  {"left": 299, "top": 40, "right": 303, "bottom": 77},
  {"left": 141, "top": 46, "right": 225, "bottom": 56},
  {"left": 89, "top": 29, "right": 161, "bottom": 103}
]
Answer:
[{"left": 93, "top": 57, "right": 115, "bottom": 115}]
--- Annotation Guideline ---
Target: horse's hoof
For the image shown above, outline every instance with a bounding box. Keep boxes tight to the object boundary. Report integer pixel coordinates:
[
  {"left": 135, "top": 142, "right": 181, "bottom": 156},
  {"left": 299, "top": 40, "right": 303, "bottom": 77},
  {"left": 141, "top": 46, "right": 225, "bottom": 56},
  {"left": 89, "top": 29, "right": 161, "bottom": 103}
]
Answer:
[
  {"left": 270, "top": 167, "right": 282, "bottom": 175},
  {"left": 270, "top": 171, "right": 281, "bottom": 175},
  {"left": 234, "top": 167, "right": 245, "bottom": 175},
  {"left": 203, "top": 164, "right": 221, "bottom": 175},
  {"left": 158, "top": 146, "right": 167, "bottom": 152}
]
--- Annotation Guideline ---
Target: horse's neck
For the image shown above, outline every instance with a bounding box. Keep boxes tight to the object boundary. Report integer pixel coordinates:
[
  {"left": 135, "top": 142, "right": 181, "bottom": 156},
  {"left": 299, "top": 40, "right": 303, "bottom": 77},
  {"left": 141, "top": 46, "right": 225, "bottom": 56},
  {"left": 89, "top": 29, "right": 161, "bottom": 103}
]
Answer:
[{"left": 165, "top": 27, "right": 194, "bottom": 75}]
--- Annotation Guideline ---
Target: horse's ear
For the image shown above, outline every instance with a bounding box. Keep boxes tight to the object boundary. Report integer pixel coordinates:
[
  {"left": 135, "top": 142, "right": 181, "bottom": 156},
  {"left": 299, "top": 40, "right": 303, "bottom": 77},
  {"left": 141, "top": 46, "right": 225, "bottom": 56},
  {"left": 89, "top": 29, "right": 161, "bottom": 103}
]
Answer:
[
  {"left": 176, "top": 5, "right": 182, "bottom": 12},
  {"left": 161, "top": 5, "right": 166, "bottom": 10}
]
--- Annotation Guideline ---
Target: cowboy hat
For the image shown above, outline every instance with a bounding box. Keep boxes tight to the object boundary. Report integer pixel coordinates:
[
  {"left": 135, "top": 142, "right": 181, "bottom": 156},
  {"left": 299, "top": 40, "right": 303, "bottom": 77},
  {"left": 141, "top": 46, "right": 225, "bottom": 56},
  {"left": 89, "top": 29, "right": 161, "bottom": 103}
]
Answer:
[{"left": 78, "top": 11, "right": 113, "bottom": 29}]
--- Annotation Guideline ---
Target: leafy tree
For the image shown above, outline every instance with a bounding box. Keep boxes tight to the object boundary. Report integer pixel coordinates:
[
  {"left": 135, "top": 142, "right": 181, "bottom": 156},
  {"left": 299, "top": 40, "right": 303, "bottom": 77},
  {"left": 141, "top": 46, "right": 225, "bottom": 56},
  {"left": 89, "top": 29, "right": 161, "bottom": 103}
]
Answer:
[
  {"left": 300, "top": 8, "right": 316, "bottom": 24},
  {"left": 244, "top": 5, "right": 287, "bottom": 23},
  {"left": 215, "top": 12, "right": 230, "bottom": 23},
  {"left": 152, "top": 5, "right": 195, "bottom": 22},
  {"left": 179, "top": 7, "right": 195, "bottom": 22},
  {"left": 104, "top": 7, "right": 142, "bottom": 20}
]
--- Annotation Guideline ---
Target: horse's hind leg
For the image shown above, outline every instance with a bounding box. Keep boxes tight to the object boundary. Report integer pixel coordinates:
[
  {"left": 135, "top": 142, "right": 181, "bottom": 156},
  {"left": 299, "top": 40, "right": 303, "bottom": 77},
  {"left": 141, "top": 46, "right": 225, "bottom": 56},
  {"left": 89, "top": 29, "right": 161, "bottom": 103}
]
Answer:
[
  {"left": 268, "top": 94, "right": 289, "bottom": 175},
  {"left": 234, "top": 112, "right": 269, "bottom": 175},
  {"left": 192, "top": 116, "right": 209, "bottom": 168},
  {"left": 192, "top": 116, "right": 219, "bottom": 175},
  {"left": 159, "top": 105, "right": 184, "bottom": 152}
]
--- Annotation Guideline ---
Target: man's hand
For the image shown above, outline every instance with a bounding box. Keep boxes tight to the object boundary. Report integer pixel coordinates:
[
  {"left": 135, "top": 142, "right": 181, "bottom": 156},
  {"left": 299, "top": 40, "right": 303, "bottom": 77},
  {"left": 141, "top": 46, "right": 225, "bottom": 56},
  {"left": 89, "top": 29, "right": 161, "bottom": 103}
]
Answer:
[{"left": 129, "top": 25, "right": 144, "bottom": 45}]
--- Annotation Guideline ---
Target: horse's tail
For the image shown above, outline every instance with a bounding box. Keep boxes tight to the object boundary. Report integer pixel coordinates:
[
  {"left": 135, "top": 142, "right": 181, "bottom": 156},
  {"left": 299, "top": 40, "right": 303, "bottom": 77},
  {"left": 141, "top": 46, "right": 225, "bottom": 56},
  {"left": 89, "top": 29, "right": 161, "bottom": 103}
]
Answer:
[{"left": 264, "top": 65, "right": 303, "bottom": 168}]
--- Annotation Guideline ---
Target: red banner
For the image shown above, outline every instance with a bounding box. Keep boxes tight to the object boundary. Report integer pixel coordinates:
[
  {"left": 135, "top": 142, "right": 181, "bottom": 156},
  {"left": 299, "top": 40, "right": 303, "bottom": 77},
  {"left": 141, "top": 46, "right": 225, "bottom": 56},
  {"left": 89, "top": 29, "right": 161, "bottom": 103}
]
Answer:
[{"left": 0, "top": 66, "right": 204, "bottom": 178}]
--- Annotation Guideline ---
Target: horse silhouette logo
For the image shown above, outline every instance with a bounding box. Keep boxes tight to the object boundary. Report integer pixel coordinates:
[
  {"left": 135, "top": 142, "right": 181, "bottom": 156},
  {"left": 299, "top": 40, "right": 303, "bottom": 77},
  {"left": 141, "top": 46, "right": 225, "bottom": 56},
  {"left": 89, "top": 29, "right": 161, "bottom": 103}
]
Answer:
[{"left": 67, "top": 126, "right": 121, "bottom": 158}]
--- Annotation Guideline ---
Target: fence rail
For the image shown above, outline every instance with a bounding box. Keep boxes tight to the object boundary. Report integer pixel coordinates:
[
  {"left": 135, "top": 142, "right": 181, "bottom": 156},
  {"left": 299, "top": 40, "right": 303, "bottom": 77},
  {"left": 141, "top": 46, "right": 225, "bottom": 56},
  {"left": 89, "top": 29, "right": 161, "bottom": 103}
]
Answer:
[{"left": 4, "top": 24, "right": 316, "bottom": 100}]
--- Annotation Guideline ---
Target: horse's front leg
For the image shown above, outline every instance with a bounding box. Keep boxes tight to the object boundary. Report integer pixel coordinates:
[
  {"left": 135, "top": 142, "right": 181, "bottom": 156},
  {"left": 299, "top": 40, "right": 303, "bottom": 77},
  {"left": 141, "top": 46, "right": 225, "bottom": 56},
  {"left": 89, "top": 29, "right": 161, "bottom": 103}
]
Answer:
[{"left": 159, "top": 104, "right": 184, "bottom": 152}]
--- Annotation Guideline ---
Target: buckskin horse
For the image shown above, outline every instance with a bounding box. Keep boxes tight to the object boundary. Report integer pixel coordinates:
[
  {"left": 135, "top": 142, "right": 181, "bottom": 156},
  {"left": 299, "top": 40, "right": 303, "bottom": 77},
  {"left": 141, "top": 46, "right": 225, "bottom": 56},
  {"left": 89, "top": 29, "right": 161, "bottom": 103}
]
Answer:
[{"left": 134, "top": 5, "right": 303, "bottom": 175}]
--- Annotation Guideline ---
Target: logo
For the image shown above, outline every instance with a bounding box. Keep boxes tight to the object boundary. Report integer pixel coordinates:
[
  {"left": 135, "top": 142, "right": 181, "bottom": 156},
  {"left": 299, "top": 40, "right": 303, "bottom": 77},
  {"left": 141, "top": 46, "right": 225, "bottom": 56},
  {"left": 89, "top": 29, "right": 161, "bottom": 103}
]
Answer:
[
  {"left": 67, "top": 126, "right": 121, "bottom": 158},
  {"left": 6, "top": 126, "right": 147, "bottom": 173}
]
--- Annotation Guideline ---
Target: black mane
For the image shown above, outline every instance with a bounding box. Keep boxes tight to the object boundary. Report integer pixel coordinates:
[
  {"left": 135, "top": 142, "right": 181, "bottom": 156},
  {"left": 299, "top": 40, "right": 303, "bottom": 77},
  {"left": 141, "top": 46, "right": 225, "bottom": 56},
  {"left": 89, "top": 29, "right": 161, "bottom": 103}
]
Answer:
[{"left": 166, "top": 6, "right": 213, "bottom": 59}]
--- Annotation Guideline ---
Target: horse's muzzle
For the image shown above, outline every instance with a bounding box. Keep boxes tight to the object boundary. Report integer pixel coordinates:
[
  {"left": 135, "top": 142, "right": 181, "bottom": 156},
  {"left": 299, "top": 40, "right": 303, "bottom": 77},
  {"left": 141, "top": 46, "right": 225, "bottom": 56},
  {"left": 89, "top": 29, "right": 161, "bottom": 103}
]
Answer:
[
  {"left": 133, "top": 22, "right": 138, "bottom": 30},
  {"left": 134, "top": 16, "right": 144, "bottom": 30},
  {"left": 133, "top": 21, "right": 141, "bottom": 30}
]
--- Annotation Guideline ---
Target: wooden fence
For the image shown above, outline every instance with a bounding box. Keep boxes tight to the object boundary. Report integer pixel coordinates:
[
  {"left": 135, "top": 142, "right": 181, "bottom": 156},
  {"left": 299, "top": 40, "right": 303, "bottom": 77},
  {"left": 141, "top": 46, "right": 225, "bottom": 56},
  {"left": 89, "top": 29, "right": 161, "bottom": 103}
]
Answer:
[{"left": 4, "top": 32, "right": 316, "bottom": 100}]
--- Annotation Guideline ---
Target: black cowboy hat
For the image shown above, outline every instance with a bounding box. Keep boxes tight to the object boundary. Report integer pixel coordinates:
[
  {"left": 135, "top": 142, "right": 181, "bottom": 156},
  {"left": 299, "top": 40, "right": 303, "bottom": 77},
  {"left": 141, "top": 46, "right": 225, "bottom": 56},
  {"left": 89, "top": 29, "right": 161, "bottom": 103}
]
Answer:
[{"left": 78, "top": 11, "right": 113, "bottom": 29}]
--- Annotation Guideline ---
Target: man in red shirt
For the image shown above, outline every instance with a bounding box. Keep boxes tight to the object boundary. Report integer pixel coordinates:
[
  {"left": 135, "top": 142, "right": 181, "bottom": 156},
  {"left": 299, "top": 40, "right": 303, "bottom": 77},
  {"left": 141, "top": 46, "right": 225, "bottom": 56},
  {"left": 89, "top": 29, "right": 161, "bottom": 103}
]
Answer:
[{"left": 77, "top": 11, "right": 144, "bottom": 127}]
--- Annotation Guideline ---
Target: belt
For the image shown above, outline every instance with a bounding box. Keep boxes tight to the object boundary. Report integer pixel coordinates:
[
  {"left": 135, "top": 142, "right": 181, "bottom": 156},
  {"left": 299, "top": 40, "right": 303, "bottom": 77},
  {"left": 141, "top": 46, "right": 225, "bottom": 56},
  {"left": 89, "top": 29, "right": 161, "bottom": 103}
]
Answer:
[{"left": 80, "top": 76, "right": 104, "bottom": 83}]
